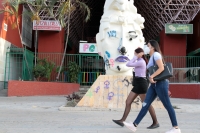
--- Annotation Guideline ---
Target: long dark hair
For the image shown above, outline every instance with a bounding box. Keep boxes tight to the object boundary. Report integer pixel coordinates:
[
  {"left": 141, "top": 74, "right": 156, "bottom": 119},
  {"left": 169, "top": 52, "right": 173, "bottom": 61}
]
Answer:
[
  {"left": 148, "top": 40, "right": 162, "bottom": 55},
  {"left": 135, "top": 47, "right": 148, "bottom": 65},
  {"left": 148, "top": 40, "right": 163, "bottom": 62}
]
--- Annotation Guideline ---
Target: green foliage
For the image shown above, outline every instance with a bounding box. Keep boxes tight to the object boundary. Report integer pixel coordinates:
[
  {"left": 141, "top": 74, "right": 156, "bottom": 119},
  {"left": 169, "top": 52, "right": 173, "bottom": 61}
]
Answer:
[
  {"left": 23, "top": 0, "right": 57, "bottom": 21},
  {"left": 1, "top": 0, "right": 25, "bottom": 16},
  {"left": 0, "top": 0, "right": 57, "bottom": 23},
  {"left": 0, "top": 0, "right": 90, "bottom": 82},
  {"left": 77, "top": 0, "right": 90, "bottom": 22},
  {"left": 67, "top": 61, "right": 80, "bottom": 83},
  {"left": 56, "top": 66, "right": 65, "bottom": 73},
  {"left": 50, "top": 0, "right": 91, "bottom": 28},
  {"left": 33, "top": 58, "right": 55, "bottom": 81},
  {"left": 32, "top": 64, "right": 46, "bottom": 80},
  {"left": 0, "top": 0, "right": 90, "bottom": 28}
]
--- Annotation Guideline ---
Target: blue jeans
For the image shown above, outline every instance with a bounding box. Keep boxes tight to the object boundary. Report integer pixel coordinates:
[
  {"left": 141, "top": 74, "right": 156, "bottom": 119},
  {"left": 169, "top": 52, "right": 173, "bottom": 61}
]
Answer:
[{"left": 134, "top": 79, "right": 178, "bottom": 127}]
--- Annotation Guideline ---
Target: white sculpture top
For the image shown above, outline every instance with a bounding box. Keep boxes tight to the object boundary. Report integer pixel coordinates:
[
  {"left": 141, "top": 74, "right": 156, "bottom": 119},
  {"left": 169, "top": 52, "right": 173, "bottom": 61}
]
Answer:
[{"left": 96, "top": 0, "right": 145, "bottom": 75}]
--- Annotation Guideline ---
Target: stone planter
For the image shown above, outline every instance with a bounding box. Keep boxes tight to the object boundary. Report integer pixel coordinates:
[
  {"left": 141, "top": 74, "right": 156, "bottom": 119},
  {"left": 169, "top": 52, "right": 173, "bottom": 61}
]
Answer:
[{"left": 8, "top": 80, "right": 80, "bottom": 97}]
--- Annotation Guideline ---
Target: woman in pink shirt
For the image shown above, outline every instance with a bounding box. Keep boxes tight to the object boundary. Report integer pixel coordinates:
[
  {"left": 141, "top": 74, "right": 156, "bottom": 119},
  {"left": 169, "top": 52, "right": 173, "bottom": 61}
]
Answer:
[{"left": 113, "top": 47, "right": 159, "bottom": 129}]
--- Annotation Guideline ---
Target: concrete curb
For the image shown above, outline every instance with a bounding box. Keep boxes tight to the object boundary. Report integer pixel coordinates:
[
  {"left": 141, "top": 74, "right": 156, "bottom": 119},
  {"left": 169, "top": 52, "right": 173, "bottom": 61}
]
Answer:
[
  {"left": 172, "top": 104, "right": 200, "bottom": 113},
  {"left": 58, "top": 104, "right": 198, "bottom": 113},
  {"left": 58, "top": 105, "right": 167, "bottom": 112},
  {"left": 58, "top": 105, "right": 141, "bottom": 112}
]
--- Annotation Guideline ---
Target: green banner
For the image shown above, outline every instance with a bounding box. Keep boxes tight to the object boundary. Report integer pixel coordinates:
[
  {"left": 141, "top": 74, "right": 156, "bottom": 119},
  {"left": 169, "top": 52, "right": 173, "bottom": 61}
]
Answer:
[{"left": 165, "top": 24, "right": 193, "bottom": 34}]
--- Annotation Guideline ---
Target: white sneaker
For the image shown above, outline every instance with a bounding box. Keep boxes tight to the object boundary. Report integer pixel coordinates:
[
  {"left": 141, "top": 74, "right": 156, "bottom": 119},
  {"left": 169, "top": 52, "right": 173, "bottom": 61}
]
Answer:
[
  {"left": 165, "top": 128, "right": 181, "bottom": 133},
  {"left": 123, "top": 121, "right": 137, "bottom": 132}
]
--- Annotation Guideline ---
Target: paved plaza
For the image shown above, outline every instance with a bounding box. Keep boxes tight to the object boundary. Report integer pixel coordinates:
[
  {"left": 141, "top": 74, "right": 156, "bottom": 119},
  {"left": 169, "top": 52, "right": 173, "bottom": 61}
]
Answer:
[{"left": 0, "top": 89, "right": 200, "bottom": 133}]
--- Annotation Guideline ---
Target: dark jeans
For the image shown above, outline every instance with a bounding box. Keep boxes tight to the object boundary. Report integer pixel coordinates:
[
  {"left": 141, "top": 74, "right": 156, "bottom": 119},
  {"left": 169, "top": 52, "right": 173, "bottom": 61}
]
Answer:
[{"left": 134, "top": 79, "right": 178, "bottom": 127}]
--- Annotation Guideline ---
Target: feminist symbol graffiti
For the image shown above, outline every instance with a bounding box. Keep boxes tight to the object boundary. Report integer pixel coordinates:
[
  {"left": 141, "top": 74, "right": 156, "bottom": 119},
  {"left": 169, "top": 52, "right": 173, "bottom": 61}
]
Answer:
[
  {"left": 113, "top": 78, "right": 126, "bottom": 107},
  {"left": 94, "top": 86, "right": 100, "bottom": 93},
  {"left": 104, "top": 80, "right": 110, "bottom": 89},
  {"left": 107, "top": 92, "right": 114, "bottom": 100}
]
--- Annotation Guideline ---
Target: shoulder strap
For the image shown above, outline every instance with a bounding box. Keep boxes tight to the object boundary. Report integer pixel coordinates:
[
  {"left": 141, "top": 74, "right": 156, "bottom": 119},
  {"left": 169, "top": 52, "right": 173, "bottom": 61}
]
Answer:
[
  {"left": 153, "top": 52, "right": 165, "bottom": 65},
  {"left": 152, "top": 54, "right": 156, "bottom": 65}
]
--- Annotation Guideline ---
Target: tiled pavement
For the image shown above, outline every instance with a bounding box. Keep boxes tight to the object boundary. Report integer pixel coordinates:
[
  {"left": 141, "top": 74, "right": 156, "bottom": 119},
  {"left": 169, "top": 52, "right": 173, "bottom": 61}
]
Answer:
[{"left": 0, "top": 89, "right": 200, "bottom": 133}]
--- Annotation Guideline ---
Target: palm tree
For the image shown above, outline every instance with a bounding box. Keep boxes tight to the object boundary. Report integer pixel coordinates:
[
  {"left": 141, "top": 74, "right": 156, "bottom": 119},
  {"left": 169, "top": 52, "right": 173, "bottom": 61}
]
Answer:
[
  {"left": 54, "top": 0, "right": 90, "bottom": 81},
  {"left": 0, "top": 0, "right": 57, "bottom": 67},
  {"left": 22, "top": 0, "right": 57, "bottom": 66},
  {"left": 0, "top": 0, "right": 32, "bottom": 77},
  {"left": 22, "top": 0, "right": 90, "bottom": 81},
  {"left": 0, "top": 0, "right": 90, "bottom": 81}
]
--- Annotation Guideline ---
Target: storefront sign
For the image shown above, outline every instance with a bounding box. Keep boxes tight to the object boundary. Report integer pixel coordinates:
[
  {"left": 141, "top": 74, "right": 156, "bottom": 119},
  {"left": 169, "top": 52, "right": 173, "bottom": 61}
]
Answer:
[
  {"left": 165, "top": 24, "right": 193, "bottom": 34},
  {"left": 33, "top": 20, "right": 61, "bottom": 31},
  {"left": 79, "top": 43, "right": 98, "bottom": 53}
]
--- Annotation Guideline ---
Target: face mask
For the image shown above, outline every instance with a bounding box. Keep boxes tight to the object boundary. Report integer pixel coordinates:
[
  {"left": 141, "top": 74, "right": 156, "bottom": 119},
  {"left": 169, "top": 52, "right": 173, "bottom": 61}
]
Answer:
[{"left": 144, "top": 45, "right": 150, "bottom": 54}]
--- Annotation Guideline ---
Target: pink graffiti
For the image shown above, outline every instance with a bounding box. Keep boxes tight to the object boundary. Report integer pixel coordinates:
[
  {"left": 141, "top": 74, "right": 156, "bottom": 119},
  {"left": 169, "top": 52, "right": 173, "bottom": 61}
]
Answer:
[
  {"left": 83, "top": 44, "right": 89, "bottom": 51},
  {"left": 109, "top": 59, "right": 114, "bottom": 67}
]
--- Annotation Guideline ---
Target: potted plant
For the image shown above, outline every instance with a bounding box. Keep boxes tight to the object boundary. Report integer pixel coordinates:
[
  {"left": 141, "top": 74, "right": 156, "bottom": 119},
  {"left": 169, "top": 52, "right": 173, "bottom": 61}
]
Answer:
[{"left": 67, "top": 61, "right": 81, "bottom": 83}]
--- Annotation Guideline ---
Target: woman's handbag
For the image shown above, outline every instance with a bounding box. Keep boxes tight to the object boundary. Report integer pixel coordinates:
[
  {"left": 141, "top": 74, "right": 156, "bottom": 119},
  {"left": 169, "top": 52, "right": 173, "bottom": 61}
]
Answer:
[{"left": 147, "top": 55, "right": 173, "bottom": 81}]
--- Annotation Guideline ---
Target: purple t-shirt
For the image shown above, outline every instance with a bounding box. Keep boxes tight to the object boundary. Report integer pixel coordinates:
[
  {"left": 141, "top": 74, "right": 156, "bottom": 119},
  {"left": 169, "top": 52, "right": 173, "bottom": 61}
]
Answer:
[{"left": 126, "top": 56, "right": 146, "bottom": 77}]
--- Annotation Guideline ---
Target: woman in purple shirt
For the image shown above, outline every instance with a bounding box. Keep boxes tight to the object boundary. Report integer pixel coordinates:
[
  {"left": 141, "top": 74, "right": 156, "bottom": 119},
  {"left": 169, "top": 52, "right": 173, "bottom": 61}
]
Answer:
[{"left": 113, "top": 47, "right": 159, "bottom": 129}]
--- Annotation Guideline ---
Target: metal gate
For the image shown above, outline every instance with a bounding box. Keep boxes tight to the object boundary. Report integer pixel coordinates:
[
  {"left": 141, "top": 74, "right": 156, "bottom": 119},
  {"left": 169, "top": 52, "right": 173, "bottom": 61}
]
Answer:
[
  {"left": 4, "top": 48, "right": 34, "bottom": 89},
  {"left": 79, "top": 54, "right": 105, "bottom": 86}
]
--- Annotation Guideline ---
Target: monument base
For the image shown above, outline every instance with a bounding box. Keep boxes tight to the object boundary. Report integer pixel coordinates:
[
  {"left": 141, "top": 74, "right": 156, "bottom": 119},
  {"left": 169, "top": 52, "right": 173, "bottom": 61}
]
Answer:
[{"left": 77, "top": 75, "right": 164, "bottom": 110}]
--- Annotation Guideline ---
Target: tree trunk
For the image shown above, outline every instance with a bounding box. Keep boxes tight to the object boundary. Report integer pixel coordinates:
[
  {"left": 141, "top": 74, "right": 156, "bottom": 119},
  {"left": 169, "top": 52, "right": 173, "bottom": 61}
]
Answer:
[
  {"left": 56, "top": 0, "right": 71, "bottom": 81},
  {"left": 34, "top": 30, "right": 38, "bottom": 66}
]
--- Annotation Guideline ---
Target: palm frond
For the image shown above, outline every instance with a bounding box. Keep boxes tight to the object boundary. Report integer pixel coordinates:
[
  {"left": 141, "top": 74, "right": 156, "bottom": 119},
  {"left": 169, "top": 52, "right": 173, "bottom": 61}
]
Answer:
[
  {"left": 5, "top": 8, "right": 14, "bottom": 15},
  {"left": 56, "top": 0, "right": 90, "bottom": 27},
  {"left": 48, "top": 0, "right": 58, "bottom": 9},
  {"left": 47, "top": 0, "right": 58, "bottom": 17},
  {"left": 35, "top": 0, "right": 44, "bottom": 6},
  {"left": 11, "top": 22, "right": 17, "bottom": 29},
  {"left": 1, "top": 0, "right": 24, "bottom": 17},
  {"left": 0, "top": 7, "right": 15, "bottom": 16},
  {"left": 22, "top": 10, "right": 33, "bottom": 17},
  {"left": 0, "top": 10, "right": 5, "bottom": 14},
  {"left": 25, "top": 0, "right": 58, "bottom": 20},
  {"left": 22, "top": 10, "right": 40, "bottom": 21},
  {"left": 76, "top": 0, "right": 90, "bottom": 22}
]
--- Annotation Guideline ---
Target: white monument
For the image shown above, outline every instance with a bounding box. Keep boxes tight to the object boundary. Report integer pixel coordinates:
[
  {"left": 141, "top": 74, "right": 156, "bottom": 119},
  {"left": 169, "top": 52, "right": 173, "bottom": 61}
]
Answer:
[
  {"left": 76, "top": 1, "right": 164, "bottom": 109},
  {"left": 96, "top": 0, "right": 145, "bottom": 75}
]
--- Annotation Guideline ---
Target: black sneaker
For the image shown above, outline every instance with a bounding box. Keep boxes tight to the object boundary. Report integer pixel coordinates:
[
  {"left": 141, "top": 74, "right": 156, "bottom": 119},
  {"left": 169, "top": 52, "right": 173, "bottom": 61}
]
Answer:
[
  {"left": 147, "top": 123, "right": 160, "bottom": 129},
  {"left": 112, "top": 120, "right": 124, "bottom": 127}
]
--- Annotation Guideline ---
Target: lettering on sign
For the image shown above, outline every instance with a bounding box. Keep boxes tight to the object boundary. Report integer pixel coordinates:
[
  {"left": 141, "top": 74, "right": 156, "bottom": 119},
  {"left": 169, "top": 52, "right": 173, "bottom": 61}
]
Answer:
[{"left": 33, "top": 20, "right": 61, "bottom": 31}]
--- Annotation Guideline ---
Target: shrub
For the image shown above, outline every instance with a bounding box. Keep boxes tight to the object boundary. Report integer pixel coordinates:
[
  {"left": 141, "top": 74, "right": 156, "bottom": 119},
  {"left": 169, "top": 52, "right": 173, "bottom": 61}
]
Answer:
[
  {"left": 33, "top": 58, "right": 55, "bottom": 81},
  {"left": 67, "top": 61, "right": 81, "bottom": 83}
]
